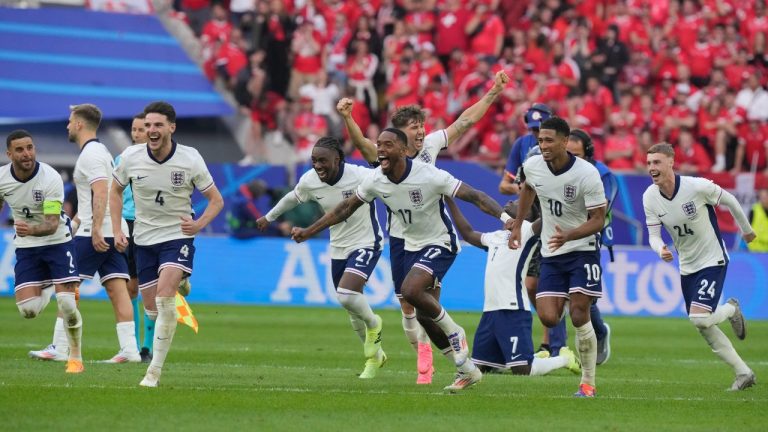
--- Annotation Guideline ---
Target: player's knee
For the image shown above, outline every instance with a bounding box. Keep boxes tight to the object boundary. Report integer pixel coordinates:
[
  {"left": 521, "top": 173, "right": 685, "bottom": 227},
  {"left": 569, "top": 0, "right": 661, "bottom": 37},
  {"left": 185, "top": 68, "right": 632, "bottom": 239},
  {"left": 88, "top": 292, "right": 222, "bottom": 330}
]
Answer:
[
  {"left": 16, "top": 296, "right": 44, "bottom": 319},
  {"left": 689, "top": 314, "right": 713, "bottom": 330},
  {"left": 538, "top": 311, "right": 560, "bottom": 328},
  {"left": 335, "top": 288, "right": 360, "bottom": 309},
  {"left": 56, "top": 292, "right": 77, "bottom": 315}
]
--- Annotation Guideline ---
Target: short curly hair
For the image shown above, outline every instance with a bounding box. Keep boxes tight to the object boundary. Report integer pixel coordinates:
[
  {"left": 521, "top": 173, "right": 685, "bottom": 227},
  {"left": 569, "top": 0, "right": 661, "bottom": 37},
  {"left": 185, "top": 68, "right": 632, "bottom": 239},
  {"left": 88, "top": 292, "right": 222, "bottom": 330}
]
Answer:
[{"left": 391, "top": 105, "right": 425, "bottom": 129}]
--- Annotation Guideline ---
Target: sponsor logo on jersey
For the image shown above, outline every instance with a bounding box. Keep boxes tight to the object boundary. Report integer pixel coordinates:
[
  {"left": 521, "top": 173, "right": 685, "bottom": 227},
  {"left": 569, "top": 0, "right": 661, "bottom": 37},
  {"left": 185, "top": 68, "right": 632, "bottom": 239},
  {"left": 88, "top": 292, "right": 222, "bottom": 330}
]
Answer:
[
  {"left": 342, "top": 190, "right": 354, "bottom": 200},
  {"left": 171, "top": 171, "right": 185, "bottom": 187},
  {"left": 682, "top": 201, "right": 697, "bottom": 218},
  {"left": 32, "top": 189, "right": 43, "bottom": 203},
  {"left": 564, "top": 184, "right": 577, "bottom": 202},
  {"left": 409, "top": 188, "right": 423, "bottom": 205}
]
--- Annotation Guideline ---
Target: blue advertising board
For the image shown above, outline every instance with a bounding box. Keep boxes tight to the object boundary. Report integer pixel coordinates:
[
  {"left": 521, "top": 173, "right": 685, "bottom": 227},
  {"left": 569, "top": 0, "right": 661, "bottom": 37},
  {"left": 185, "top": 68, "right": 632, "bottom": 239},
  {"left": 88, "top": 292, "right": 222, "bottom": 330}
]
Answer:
[{"left": 1, "top": 232, "right": 765, "bottom": 319}]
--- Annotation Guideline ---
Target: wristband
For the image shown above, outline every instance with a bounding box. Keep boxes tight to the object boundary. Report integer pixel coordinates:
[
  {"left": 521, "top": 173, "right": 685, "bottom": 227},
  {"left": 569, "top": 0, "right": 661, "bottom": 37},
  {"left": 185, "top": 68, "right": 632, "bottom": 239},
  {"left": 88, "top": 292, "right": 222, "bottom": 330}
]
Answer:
[{"left": 500, "top": 213, "right": 512, "bottom": 224}]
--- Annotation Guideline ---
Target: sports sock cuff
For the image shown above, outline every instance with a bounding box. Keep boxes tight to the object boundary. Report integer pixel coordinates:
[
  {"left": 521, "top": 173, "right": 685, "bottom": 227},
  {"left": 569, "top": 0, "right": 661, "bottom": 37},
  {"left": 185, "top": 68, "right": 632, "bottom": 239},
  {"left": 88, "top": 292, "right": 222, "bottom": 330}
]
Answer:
[{"left": 336, "top": 287, "right": 361, "bottom": 296}]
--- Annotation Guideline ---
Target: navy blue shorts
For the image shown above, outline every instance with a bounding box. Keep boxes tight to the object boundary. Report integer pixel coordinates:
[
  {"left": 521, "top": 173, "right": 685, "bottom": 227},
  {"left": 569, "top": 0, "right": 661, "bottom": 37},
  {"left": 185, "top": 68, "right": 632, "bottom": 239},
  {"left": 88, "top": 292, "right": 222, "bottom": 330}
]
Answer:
[
  {"left": 389, "top": 237, "right": 406, "bottom": 297},
  {"left": 681, "top": 265, "right": 727, "bottom": 314},
  {"left": 471, "top": 309, "right": 534, "bottom": 369},
  {"left": 75, "top": 236, "right": 129, "bottom": 284},
  {"left": 404, "top": 245, "right": 456, "bottom": 285},
  {"left": 14, "top": 241, "right": 80, "bottom": 291},
  {"left": 538, "top": 251, "right": 602, "bottom": 299},
  {"left": 330, "top": 247, "right": 382, "bottom": 288},
  {"left": 135, "top": 238, "right": 195, "bottom": 290}
]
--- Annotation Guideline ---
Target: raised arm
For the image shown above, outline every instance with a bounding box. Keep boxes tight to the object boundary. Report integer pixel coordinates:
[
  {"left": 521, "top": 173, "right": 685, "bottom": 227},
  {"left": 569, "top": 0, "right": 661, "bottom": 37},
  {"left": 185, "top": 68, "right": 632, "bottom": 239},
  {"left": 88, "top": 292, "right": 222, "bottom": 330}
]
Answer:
[
  {"left": 454, "top": 182, "right": 505, "bottom": 221},
  {"left": 337, "top": 98, "right": 378, "bottom": 164},
  {"left": 445, "top": 70, "right": 509, "bottom": 145},
  {"left": 291, "top": 195, "right": 365, "bottom": 242},
  {"left": 445, "top": 196, "right": 483, "bottom": 248}
]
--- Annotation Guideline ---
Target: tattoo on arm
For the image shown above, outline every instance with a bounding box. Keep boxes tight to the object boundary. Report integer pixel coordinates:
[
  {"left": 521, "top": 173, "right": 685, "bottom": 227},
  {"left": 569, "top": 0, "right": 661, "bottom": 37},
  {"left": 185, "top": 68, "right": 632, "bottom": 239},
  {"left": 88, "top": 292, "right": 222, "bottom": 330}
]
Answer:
[
  {"left": 482, "top": 86, "right": 503, "bottom": 104},
  {"left": 31, "top": 214, "right": 60, "bottom": 237},
  {"left": 456, "top": 184, "right": 503, "bottom": 219},
  {"left": 453, "top": 116, "right": 474, "bottom": 134}
]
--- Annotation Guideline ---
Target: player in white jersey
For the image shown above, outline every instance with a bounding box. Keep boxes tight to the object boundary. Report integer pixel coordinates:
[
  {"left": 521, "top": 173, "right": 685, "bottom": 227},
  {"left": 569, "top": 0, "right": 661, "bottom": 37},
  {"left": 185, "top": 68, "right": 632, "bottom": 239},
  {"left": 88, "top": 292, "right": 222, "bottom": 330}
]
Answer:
[
  {"left": 31, "top": 104, "right": 140, "bottom": 364},
  {"left": 110, "top": 101, "right": 224, "bottom": 387},
  {"left": 508, "top": 117, "right": 607, "bottom": 398},
  {"left": 642, "top": 143, "right": 756, "bottom": 391},
  {"left": 446, "top": 198, "right": 580, "bottom": 375},
  {"left": 336, "top": 70, "right": 510, "bottom": 384},
  {"left": 256, "top": 137, "right": 386, "bottom": 378},
  {"left": 2, "top": 130, "right": 84, "bottom": 374},
  {"left": 293, "top": 128, "right": 508, "bottom": 392}
]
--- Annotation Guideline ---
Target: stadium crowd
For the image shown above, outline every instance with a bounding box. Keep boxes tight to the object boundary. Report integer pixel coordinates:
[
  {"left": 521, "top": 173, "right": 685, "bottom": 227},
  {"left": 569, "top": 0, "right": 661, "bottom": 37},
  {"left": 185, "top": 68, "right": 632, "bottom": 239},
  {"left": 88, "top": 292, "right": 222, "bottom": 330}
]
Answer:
[{"left": 171, "top": 0, "right": 768, "bottom": 174}]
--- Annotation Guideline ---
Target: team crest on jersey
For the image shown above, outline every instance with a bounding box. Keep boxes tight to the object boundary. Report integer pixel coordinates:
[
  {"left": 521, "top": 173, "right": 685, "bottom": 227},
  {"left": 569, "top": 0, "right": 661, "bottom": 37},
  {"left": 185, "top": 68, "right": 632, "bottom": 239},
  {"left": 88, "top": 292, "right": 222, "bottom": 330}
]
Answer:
[
  {"left": 171, "top": 171, "right": 185, "bottom": 187},
  {"left": 32, "top": 189, "right": 43, "bottom": 203},
  {"left": 419, "top": 152, "right": 432, "bottom": 164},
  {"left": 409, "top": 188, "right": 423, "bottom": 205},
  {"left": 342, "top": 190, "right": 354, "bottom": 200},
  {"left": 682, "top": 201, "right": 697, "bottom": 218},
  {"left": 564, "top": 184, "right": 577, "bottom": 202}
]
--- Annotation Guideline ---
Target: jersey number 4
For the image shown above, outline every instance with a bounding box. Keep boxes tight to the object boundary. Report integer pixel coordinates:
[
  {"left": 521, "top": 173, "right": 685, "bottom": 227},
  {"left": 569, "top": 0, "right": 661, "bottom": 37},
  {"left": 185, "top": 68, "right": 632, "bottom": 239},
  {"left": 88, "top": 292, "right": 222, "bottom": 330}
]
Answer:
[
  {"left": 155, "top": 191, "right": 165, "bottom": 206},
  {"left": 673, "top": 224, "right": 694, "bottom": 237}
]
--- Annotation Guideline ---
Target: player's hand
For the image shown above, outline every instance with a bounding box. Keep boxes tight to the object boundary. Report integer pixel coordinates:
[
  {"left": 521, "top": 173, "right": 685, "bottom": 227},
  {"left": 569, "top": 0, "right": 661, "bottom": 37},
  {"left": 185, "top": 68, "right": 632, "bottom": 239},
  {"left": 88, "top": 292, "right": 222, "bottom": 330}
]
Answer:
[
  {"left": 291, "top": 227, "right": 309, "bottom": 243},
  {"left": 547, "top": 224, "right": 569, "bottom": 252},
  {"left": 256, "top": 216, "right": 270, "bottom": 231},
  {"left": 660, "top": 245, "right": 674, "bottom": 262},
  {"left": 92, "top": 229, "right": 110, "bottom": 252},
  {"left": 14, "top": 221, "right": 30, "bottom": 237},
  {"left": 493, "top": 70, "right": 510, "bottom": 89},
  {"left": 336, "top": 98, "right": 354, "bottom": 118},
  {"left": 180, "top": 216, "right": 201, "bottom": 236},
  {"left": 503, "top": 217, "right": 515, "bottom": 231},
  {"left": 508, "top": 226, "right": 522, "bottom": 249},
  {"left": 743, "top": 231, "right": 757, "bottom": 243},
  {"left": 113, "top": 231, "right": 129, "bottom": 253}
]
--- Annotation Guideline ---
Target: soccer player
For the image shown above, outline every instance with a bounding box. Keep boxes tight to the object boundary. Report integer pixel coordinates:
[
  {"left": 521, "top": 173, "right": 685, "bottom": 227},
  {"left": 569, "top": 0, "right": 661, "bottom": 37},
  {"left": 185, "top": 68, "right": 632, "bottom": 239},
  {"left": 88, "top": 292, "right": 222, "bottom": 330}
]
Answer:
[
  {"left": 642, "top": 143, "right": 756, "bottom": 391},
  {"left": 110, "top": 101, "right": 224, "bottom": 387},
  {"left": 499, "top": 103, "right": 553, "bottom": 195},
  {"left": 293, "top": 128, "right": 508, "bottom": 392},
  {"left": 445, "top": 197, "right": 581, "bottom": 376},
  {"left": 508, "top": 117, "right": 607, "bottom": 398},
  {"left": 538, "top": 130, "right": 616, "bottom": 364},
  {"left": 256, "top": 137, "right": 386, "bottom": 378},
  {"left": 69, "top": 104, "right": 140, "bottom": 363},
  {"left": 121, "top": 112, "right": 155, "bottom": 363},
  {"left": 3, "top": 130, "right": 84, "bottom": 373},
  {"left": 336, "top": 70, "right": 509, "bottom": 384}
]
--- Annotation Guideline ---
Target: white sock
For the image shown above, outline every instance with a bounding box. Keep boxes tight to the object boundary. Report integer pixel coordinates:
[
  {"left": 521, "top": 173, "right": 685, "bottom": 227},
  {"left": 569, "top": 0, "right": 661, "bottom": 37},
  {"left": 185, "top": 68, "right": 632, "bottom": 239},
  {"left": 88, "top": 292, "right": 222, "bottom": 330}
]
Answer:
[
  {"left": 530, "top": 356, "right": 569, "bottom": 376},
  {"left": 116, "top": 321, "right": 139, "bottom": 354},
  {"left": 432, "top": 308, "right": 461, "bottom": 336},
  {"left": 402, "top": 312, "right": 420, "bottom": 350},
  {"left": 698, "top": 325, "right": 751, "bottom": 375},
  {"left": 336, "top": 288, "right": 378, "bottom": 328},
  {"left": 441, "top": 346, "right": 456, "bottom": 365},
  {"left": 417, "top": 325, "right": 430, "bottom": 344},
  {"left": 56, "top": 292, "right": 82, "bottom": 360},
  {"left": 348, "top": 316, "right": 366, "bottom": 342},
  {"left": 575, "top": 321, "right": 597, "bottom": 386},
  {"left": 53, "top": 317, "right": 69, "bottom": 354},
  {"left": 149, "top": 296, "right": 177, "bottom": 371},
  {"left": 691, "top": 303, "right": 735, "bottom": 328}
]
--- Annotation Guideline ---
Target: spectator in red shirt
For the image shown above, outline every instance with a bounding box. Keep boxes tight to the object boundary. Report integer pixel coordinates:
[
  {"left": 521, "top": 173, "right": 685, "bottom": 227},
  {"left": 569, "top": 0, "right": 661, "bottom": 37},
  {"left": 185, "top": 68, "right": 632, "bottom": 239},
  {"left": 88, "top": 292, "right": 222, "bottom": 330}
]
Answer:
[
  {"left": 181, "top": 0, "right": 211, "bottom": 37},
  {"left": 633, "top": 128, "right": 656, "bottom": 172},
  {"left": 686, "top": 27, "right": 716, "bottom": 87},
  {"left": 214, "top": 28, "right": 249, "bottom": 91},
  {"left": 387, "top": 56, "right": 421, "bottom": 111},
  {"left": 725, "top": 49, "right": 753, "bottom": 90},
  {"left": 671, "top": 0, "right": 705, "bottom": 51},
  {"left": 201, "top": 3, "right": 232, "bottom": 47},
  {"left": 466, "top": 1, "right": 504, "bottom": 58},
  {"left": 346, "top": 40, "right": 380, "bottom": 117},
  {"left": 604, "top": 123, "right": 637, "bottom": 171},
  {"left": 291, "top": 96, "right": 329, "bottom": 161},
  {"left": 288, "top": 20, "right": 325, "bottom": 101},
  {"left": 675, "top": 129, "right": 712, "bottom": 175},
  {"left": 661, "top": 84, "right": 697, "bottom": 143},
  {"left": 733, "top": 120, "right": 768, "bottom": 173},
  {"left": 435, "top": 0, "right": 470, "bottom": 68},
  {"left": 404, "top": 0, "right": 436, "bottom": 44}
]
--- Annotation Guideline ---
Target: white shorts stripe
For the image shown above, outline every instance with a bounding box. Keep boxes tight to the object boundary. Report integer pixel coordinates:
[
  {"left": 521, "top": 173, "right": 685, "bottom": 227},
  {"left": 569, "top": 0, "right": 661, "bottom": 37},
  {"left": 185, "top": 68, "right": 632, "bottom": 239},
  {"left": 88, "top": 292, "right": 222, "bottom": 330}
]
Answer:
[
  {"left": 690, "top": 301, "right": 713, "bottom": 312},
  {"left": 569, "top": 287, "right": 602, "bottom": 298},
  {"left": 506, "top": 360, "right": 529, "bottom": 367},
  {"left": 159, "top": 262, "right": 192, "bottom": 274},
  {"left": 471, "top": 358, "right": 508, "bottom": 369},
  {"left": 412, "top": 263, "right": 434, "bottom": 275},
  {"left": 100, "top": 273, "right": 130, "bottom": 284},
  {"left": 536, "top": 292, "right": 570, "bottom": 299},
  {"left": 344, "top": 268, "right": 369, "bottom": 279},
  {"left": 51, "top": 276, "right": 81, "bottom": 285},
  {"left": 14, "top": 280, "right": 53, "bottom": 291},
  {"left": 139, "top": 279, "right": 158, "bottom": 290}
]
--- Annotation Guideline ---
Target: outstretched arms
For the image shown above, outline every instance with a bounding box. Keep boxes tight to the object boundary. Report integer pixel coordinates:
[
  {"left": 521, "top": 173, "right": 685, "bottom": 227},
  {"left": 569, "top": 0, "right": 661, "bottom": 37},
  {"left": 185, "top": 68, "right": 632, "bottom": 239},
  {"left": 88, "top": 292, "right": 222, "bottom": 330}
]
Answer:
[
  {"left": 337, "top": 98, "right": 378, "bottom": 164},
  {"left": 445, "top": 70, "right": 509, "bottom": 145},
  {"left": 291, "top": 195, "right": 366, "bottom": 242},
  {"left": 453, "top": 182, "right": 505, "bottom": 221},
  {"left": 445, "top": 196, "right": 483, "bottom": 248}
]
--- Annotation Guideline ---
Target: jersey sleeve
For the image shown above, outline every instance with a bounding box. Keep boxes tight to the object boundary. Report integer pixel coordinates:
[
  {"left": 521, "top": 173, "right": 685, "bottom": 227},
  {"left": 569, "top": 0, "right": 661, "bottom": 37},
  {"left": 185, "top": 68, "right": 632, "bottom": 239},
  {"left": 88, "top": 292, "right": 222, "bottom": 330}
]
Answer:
[
  {"left": 355, "top": 171, "right": 377, "bottom": 203},
  {"left": 43, "top": 169, "right": 65, "bottom": 204},
  {"left": 112, "top": 149, "right": 130, "bottom": 187},
  {"left": 82, "top": 151, "right": 109, "bottom": 185},
  {"left": 433, "top": 166, "right": 462, "bottom": 197},
  {"left": 643, "top": 192, "right": 661, "bottom": 227},
  {"left": 695, "top": 177, "right": 723, "bottom": 205},
  {"left": 583, "top": 167, "right": 607, "bottom": 210},
  {"left": 521, "top": 220, "right": 535, "bottom": 244},
  {"left": 480, "top": 232, "right": 492, "bottom": 247},
  {"left": 293, "top": 174, "right": 312, "bottom": 203},
  {"left": 191, "top": 152, "right": 215, "bottom": 193}
]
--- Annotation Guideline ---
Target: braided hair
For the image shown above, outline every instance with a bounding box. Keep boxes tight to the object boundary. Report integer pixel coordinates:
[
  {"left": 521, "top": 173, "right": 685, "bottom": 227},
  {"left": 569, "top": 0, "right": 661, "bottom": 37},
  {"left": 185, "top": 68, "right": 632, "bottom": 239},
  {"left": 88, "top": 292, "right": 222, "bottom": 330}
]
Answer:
[{"left": 314, "top": 136, "right": 345, "bottom": 162}]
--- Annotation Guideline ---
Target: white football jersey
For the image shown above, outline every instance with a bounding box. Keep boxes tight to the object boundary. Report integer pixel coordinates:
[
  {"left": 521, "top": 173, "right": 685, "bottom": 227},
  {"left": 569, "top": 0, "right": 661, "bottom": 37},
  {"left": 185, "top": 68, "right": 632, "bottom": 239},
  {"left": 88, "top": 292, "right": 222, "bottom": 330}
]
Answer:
[
  {"left": 388, "top": 129, "right": 447, "bottom": 238},
  {"left": 0, "top": 162, "right": 71, "bottom": 248},
  {"left": 112, "top": 142, "right": 215, "bottom": 246},
  {"left": 357, "top": 159, "right": 461, "bottom": 253},
  {"left": 479, "top": 222, "right": 536, "bottom": 312},
  {"left": 73, "top": 139, "right": 127, "bottom": 237},
  {"left": 523, "top": 154, "right": 606, "bottom": 257},
  {"left": 294, "top": 163, "right": 383, "bottom": 259},
  {"left": 643, "top": 175, "right": 728, "bottom": 275}
]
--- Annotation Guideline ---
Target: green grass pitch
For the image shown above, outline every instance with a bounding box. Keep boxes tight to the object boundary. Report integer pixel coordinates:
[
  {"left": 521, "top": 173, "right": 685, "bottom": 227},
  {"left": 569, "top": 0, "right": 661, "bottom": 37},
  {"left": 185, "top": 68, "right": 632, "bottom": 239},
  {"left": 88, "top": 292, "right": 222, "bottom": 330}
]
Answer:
[{"left": 0, "top": 298, "right": 765, "bottom": 431}]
